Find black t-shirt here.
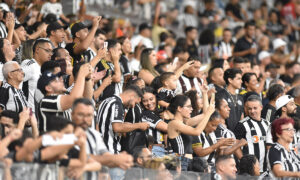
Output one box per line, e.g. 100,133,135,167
96,59,120,101
261,103,277,123
141,110,164,144
156,88,176,104
216,89,244,131
187,42,198,57
233,36,256,63
225,3,242,20
65,42,85,65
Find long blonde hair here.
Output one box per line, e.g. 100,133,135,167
140,48,159,77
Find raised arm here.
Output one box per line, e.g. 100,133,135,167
60,63,91,110
73,16,101,54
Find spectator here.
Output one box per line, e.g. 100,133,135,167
117,36,132,91
96,85,149,154
39,0,70,23
138,48,159,85
37,63,92,133
0,62,27,113
275,95,297,119
232,57,251,74
95,39,122,100
71,98,134,179
185,26,198,57
208,66,225,93
132,146,152,168
21,38,52,114
216,68,243,131
268,118,300,179
233,20,257,63
131,23,153,50
65,16,101,64
258,51,271,73
167,94,215,171
261,84,284,122
175,56,203,95
213,155,237,180
234,95,270,173
271,38,290,74
192,111,235,165
198,29,215,64
280,61,300,85
185,89,204,117
211,58,230,71
217,28,234,60
85,29,106,63
225,0,248,22
46,22,66,48
0,38,15,86
141,87,168,157
239,154,260,177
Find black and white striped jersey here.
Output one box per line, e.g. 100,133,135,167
0,82,28,113
0,21,7,38
192,132,218,164
96,95,125,154
215,124,236,139
38,95,72,133
267,142,300,179
234,116,270,172
169,133,193,155
175,74,203,95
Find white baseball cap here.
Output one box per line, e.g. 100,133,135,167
273,38,286,50
258,51,271,61
275,95,294,110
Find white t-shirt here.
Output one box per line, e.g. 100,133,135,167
40,2,63,19
131,34,153,50
21,59,41,112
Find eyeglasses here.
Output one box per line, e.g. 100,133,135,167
39,47,53,54
282,128,296,133
10,68,23,73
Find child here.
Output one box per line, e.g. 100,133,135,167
157,72,177,108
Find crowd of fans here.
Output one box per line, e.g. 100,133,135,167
2,0,300,179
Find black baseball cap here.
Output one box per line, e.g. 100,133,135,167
37,71,63,95
46,22,66,36
70,21,86,38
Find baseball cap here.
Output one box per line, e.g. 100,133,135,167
37,71,63,94
139,23,151,32
275,95,294,110
70,21,86,38
273,38,286,50
46,22,66,36
258,51,270,61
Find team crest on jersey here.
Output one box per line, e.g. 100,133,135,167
237,100,242,106
227,98,231,103
252,135,259,143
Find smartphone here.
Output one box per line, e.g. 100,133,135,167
103,42,108,49
108,69,112,76
172,57,179,66
42,134,78,146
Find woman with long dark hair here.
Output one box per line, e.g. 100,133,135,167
167,94,215,171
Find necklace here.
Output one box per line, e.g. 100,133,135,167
225,87,237,107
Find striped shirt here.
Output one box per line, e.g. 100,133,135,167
21,59,41,112
82,128,109,180
267,142,300,180
0,21,7,38
38,95,72,133
234,116,270,172
169,133,193,155
96,95,125,154
192,132,218,164
175,74,203,95
84,48,96,63
215,124,236,139
0,82,28,113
